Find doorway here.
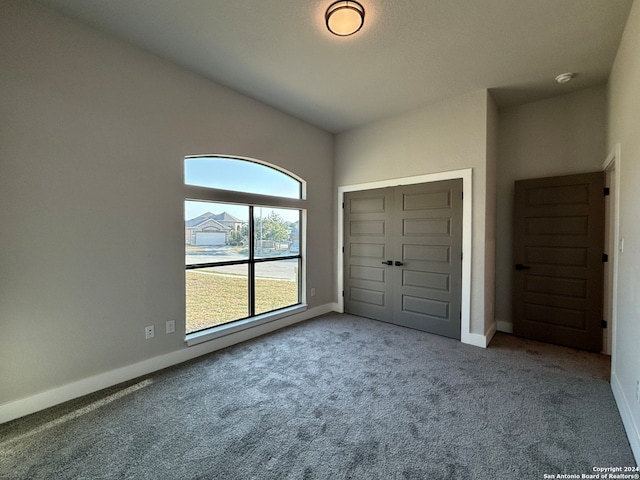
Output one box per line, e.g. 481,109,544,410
343,179,463,339
512,171,606,352
337,169,474,345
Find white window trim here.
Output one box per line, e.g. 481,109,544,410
185,304,308,346
184,156,307,345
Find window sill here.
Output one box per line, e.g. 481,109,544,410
184,304,308,347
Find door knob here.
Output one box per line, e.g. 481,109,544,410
515,264,531,270
394,261,404,266
381,260,393,265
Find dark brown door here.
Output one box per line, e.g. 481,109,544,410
512,172,605,351
344,179,463,339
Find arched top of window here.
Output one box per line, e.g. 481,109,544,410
185,155,304,200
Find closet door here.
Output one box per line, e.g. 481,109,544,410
343,187,395,322
344,179,463,339
392,180,463,339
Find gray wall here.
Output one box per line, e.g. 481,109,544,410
335,90,495,337
0,1,334,405
485,93,499,334
495,87,607,333
607,0,640,460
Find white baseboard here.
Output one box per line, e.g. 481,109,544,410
463,322,496,348
611,372,640,464
0,303,336,424
496,320,513,333
485,322,497,346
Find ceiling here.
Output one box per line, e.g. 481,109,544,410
36,0,634,133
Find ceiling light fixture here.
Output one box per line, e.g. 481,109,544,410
555,72,574,84
326,1,365,36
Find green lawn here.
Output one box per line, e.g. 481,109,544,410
186,270,298,333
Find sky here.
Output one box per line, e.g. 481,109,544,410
184,157,302,222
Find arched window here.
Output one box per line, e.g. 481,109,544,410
184,156,306,340
184,156,303,199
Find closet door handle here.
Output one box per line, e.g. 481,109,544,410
381,260,393,265
394,261,404,266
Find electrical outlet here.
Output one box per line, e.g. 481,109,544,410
166,320,175,334
310,287,316,297
145,325,155,340
636,379,640,403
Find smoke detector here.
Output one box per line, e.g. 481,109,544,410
555,73,574,84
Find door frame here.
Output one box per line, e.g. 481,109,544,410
602,143,621,359
337,168,473,345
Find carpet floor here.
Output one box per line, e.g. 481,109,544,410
0,313,635,479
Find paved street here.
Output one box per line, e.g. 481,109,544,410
186,246,298,281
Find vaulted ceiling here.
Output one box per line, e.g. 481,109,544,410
37,0,634,133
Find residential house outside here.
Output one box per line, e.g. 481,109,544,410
185,212,244,246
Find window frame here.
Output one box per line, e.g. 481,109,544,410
183,155,307,346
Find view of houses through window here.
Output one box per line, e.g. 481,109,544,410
184,157,304,335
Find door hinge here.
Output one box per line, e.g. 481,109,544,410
602,253,609,262
604,187,610,196
342,290,344,297
342,202,345,209
342,246,345,253
461,191,464,200
601,320,608,329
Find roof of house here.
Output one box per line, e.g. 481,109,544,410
211,212,244,223
185,211,244,228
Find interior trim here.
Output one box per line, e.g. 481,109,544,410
496,319,514,333
0,303,335,424
602,143,621,360
611,372,640,463
336,168,477,346
186,304,308,346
